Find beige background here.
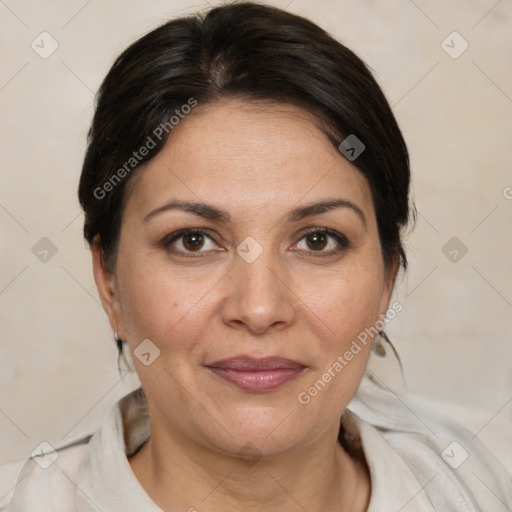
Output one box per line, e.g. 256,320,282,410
1,0,511,468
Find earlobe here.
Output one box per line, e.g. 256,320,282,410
379,256,400,317
387,256,400,295
91,236,124,336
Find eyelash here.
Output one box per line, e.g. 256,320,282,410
161,227,351,258
293,228,351,257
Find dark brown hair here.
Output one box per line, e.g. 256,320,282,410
79,1,414,274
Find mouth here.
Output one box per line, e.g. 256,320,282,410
205,356,307,392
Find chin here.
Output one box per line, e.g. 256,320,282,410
198,407,311,460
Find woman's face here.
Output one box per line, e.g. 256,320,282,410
94,99,397,458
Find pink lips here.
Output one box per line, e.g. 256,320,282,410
206,356,306,392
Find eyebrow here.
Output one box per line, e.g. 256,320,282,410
143,200,231,223
285,198,366,228
143,198,367,228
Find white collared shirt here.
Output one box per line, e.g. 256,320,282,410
1,375,511,511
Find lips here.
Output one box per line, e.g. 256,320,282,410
205,356,306,392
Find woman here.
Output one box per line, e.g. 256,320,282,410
1,2,510,510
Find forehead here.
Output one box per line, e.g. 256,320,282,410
124,100,374,220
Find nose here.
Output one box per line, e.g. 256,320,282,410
221,247,297,335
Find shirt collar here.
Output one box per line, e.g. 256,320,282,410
75,390,158,511
75,382,436,511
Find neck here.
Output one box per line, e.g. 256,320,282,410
129,419,371,512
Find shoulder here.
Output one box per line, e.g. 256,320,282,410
349,376,512,510
0,389,145,511
0,435,91,511
0,460,25,509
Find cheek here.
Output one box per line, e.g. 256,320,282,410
298,260,385,346
116,251,214,344
293,267,382,416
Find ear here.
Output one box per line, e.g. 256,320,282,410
378,254,400,319
91,236,127,340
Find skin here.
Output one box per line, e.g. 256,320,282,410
92,99,398,512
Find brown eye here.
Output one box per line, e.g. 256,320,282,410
305,232,328,250
293,228,350,256
163,228,219,255
182,232,205,251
